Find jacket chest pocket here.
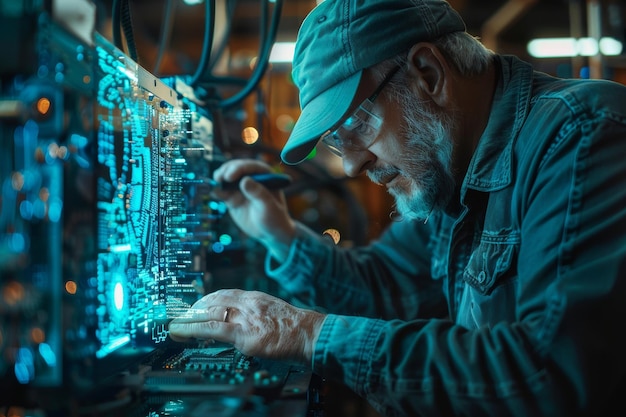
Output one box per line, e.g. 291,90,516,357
463,228,520,295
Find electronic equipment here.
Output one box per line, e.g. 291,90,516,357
0,1,315,415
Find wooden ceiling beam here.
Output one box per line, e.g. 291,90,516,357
481,0,539,51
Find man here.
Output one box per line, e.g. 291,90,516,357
169,0,626,415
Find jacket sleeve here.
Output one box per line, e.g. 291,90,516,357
265,219,448,320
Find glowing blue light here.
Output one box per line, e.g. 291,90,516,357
13,124,24,146
48,198,63,222
174,158,186,164
208,201,227,213
95,335,131,358
14,363,30,384
70,133,88,147
32,199,46,219
109,243,131,253
164,400,186,413
24,120,39,147
19,200,33,220
22,170,41,191
39,343,57,366
15,348,35,384
9,233,26,252
45,147,57,165
114,282,125,311
18,347,34,363
70,134,91,168
211,242,225,253
219,234,232,245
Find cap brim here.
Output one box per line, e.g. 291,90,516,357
281,71,363,165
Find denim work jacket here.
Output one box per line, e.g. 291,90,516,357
266,55,626,416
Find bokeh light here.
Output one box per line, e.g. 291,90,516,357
322,228,341,245
241,126,259,145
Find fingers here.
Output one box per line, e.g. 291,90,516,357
238,175,278,203
167,289,265,345
212,160,284,207
168,318,238,344
213,159,272,184
169,292,243,343
172,290,243,323
169,306,220,323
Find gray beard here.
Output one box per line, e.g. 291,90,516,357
396,110,455,221
368,97,456,222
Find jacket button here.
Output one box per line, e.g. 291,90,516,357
477,271,486,283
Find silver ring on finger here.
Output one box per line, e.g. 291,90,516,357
222,307,232,323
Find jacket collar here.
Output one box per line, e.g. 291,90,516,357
462,55,534,194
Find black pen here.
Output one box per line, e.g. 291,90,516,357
206,173,292,191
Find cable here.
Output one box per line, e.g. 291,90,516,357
153,0,177,75
120,0,138,63
208,0,239,72
111,0,138,63
218,0,283,110
189,0,216,88
111,0,122,51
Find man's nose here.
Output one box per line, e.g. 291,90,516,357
341,148,376,178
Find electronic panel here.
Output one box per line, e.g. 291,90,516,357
92,31,215,355
0,4,217,396
0,2,312,415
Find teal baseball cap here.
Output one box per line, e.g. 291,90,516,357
281,0,466,165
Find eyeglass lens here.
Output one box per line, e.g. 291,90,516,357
321,99,383,157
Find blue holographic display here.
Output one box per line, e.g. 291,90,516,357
92,33,218,352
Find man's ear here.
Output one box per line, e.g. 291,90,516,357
405,42,451,106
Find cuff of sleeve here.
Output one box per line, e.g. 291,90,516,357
312,314,385,396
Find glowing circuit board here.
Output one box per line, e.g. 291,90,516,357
93,33,220,355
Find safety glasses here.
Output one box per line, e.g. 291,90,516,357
321,66,401,157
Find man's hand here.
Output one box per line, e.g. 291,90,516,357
212,159,296,262
168,289,326,364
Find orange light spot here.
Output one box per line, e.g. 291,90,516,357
36,97,51,115
322,228,341,245
31,327,46,344
65,281,78,295
3,281,25,305
241,127,259,145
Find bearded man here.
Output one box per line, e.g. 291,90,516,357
169,1,626,415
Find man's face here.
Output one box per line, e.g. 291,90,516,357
362,82,457,222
